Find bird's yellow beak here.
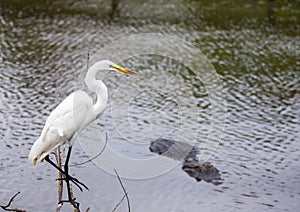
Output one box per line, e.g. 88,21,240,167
111,64,138,76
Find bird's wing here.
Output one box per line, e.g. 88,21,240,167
40,90,93,141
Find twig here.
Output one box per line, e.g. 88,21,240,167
70,132,108,167
112,194,127,212
86,50,89,75
55,147,63,212
0,192,27,212
113,169,130,212
82,50,90,91
53,145,78,212
73,200,79,212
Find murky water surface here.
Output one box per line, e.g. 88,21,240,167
1,1,299,211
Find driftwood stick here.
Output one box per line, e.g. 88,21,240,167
0,192,27,212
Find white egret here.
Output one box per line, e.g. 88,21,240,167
28,60,137,208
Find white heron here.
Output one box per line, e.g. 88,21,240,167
28,60,137,208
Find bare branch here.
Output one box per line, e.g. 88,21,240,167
73,202,79,212
86,50,90,75
112,194,127,212
82,49,90,91
0,192,26,212
114,169,130,212
55,147,63,212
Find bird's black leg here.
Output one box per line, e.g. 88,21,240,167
61,146,80,209
44,155,87,191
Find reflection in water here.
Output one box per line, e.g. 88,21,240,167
150,138,222,185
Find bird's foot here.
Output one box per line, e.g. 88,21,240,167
58,198,80,210
56,175,89,192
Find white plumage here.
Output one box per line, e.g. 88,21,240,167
29,60,136,166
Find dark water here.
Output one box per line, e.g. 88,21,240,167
1,1,299,211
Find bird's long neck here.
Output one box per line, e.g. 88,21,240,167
93,80,108,117
85,66,108,117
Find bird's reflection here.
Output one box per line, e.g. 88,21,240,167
150,138,223,185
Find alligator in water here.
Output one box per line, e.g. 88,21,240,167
149,138,223,185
